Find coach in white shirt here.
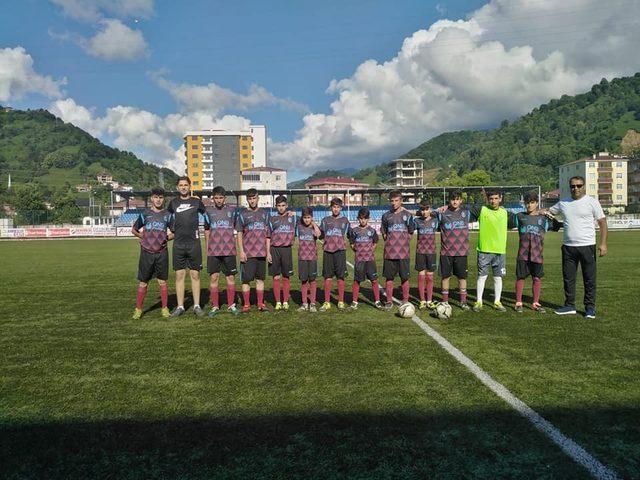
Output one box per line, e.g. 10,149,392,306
548,176,608,318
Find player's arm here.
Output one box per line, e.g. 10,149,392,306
266,214,272,263
347,225,356,252
380,214,388,241
310,220,321,238
507,211,517,229
197,198,206,214
597,217,608,257
131,214,144,238
373,229,379,246
166,213,175,241
235,214,247,262
468,205,482,222
318,218,326,240
407,214,416,234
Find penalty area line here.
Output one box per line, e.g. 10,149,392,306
345,261,620,480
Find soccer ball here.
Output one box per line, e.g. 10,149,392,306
398,302,415,318
435,302,453,320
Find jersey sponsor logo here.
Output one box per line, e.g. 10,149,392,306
145,220,167,231
175,204,194,213
444,220,466,230
325,227,344,236
525,224,542,235
273,224,294,233
211,219,232,229
386,223,408,232
247,221,267,231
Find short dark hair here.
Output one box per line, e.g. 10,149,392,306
524,191,539,203
419,198,430,209
301,206,313,217
389,190,402,200
330,197,343,207
357,207,370,219
246,188,258,198
150,187,165,196
448,189,463,201
176,176,191,185
212,186,226,196
485,188,502,198
569,176,585,184
275,195,288,204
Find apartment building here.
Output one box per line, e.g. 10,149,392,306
305,177,370,206
239,167,287,207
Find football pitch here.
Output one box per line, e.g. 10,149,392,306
1,231,639,479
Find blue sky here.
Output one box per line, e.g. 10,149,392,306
1,0,639,180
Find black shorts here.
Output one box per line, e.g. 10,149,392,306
138,249,169,282
207,255,237,276
439,255,468,279
269,245,294,277
354,260,378,283
415,252,437,272
172,241,202,271
516,259,544,279
298,259,318,282
322,250,347,279
383,258,410,282
241,257,266,283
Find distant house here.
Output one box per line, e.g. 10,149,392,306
305,177,369,206
76,184,91,192
96,172,113,185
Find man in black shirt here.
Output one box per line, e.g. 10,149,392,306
167,176,207,317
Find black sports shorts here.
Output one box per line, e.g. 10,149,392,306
138,248,169,282
415,252,437,272
322,250,347,279
354,260,378,283
269,245,294,277
516,259,544,279
383,258,410,282
298,259,318,282
439,255,467,279
207,255,237,276
241,257,266,283
172,241,202,271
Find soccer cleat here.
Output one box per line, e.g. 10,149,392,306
460,303,471,311
275,302,282,311
208,306,220,318
132,308,142,320
170,306,185,318
384,302,394,311
555,305,577,315
193,305,205,317
319,302,331,312
241,304,251,314
160,307,170,318
283,302,290,311
309,303,318,313
337,301,346,310
585,307,596,319
427,301,437,310
298,303,309,312
350,301,358,310
532,303,546,314
418,300,427,310
493,301,507,312
374,300,384,310
472,301,483,313
228,304,240,316
258,303,270,312
514,304,524,313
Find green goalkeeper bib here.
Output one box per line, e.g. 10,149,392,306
477,206,508,254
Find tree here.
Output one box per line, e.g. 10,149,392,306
51,192,82,224
12,183,47,225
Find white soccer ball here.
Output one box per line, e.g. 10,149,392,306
435,302,453,320
398,302,415,318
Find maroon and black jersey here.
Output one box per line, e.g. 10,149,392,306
297,223,318,260
319,215,350,252
269,213,296,247
348,225,378,262
168,197,206,244
415,215,439,254
515,212,560,264
380,209,415,260
203,205,237,256
236,207,271,258
437,207,471,257
133,208,171,253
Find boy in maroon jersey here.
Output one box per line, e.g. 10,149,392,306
203,186,239,317
297,207,321,312
414,198,439,310
236,188,271,313
131,187,173,319
380,190,415,310
319,198,350,311
348,207,383,310
269,195,296,311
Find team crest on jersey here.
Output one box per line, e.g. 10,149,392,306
288,217,293,223
227,212,232,218
367,230,373,236
403,215,408,222
538,218,543,225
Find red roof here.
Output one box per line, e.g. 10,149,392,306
305,177,369,188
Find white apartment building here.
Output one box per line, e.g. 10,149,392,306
388,159,424,188
240,167,287,207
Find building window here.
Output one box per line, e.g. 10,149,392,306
192,153,198,158
275,175,281,181
193,181,199,186
617,173,623,178
589,173,595,179
616,162,623,167
242,154,248,159
589,184,595,190
192,162,198,167
191,136,198,140
617,184,623,189
192,172,199,177
589,162,596,167
192,144,198,149
242,145,248,150
617,195,623,200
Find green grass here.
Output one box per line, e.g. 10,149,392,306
0,232,639,479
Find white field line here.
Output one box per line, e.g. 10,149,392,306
345,261,620,480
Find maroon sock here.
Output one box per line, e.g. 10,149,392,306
301,282,308,304
135,286,147,309
243,290,250,307
532,277,542,305
352,281,359,302
372,279,380,302
324,278,332,303
426,274,434,302
418,274,426,301
442,290,449,302
283,277,291,302
226,284,235,307
257,289,264,307
210,287,219,308
460,289,467,305
401,280,410,303
337,279,345,303
515,279,525,304
160,283,168,308
310,280,317,304
273,277,281,303
386,280,394,303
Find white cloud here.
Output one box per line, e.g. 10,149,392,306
82,19,149,61
0,47,66,102
50,0,154,22
271,0,640,173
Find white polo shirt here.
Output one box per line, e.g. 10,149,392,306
549,195,605,247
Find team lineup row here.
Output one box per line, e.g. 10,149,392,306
132,176,561,320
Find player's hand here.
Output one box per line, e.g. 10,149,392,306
167,232,174,240
598,244,607,257
287,211,295,217
240,251,247,263
267,252,273,264
438,206,446,213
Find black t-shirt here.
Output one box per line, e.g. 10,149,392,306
168,196,206,244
